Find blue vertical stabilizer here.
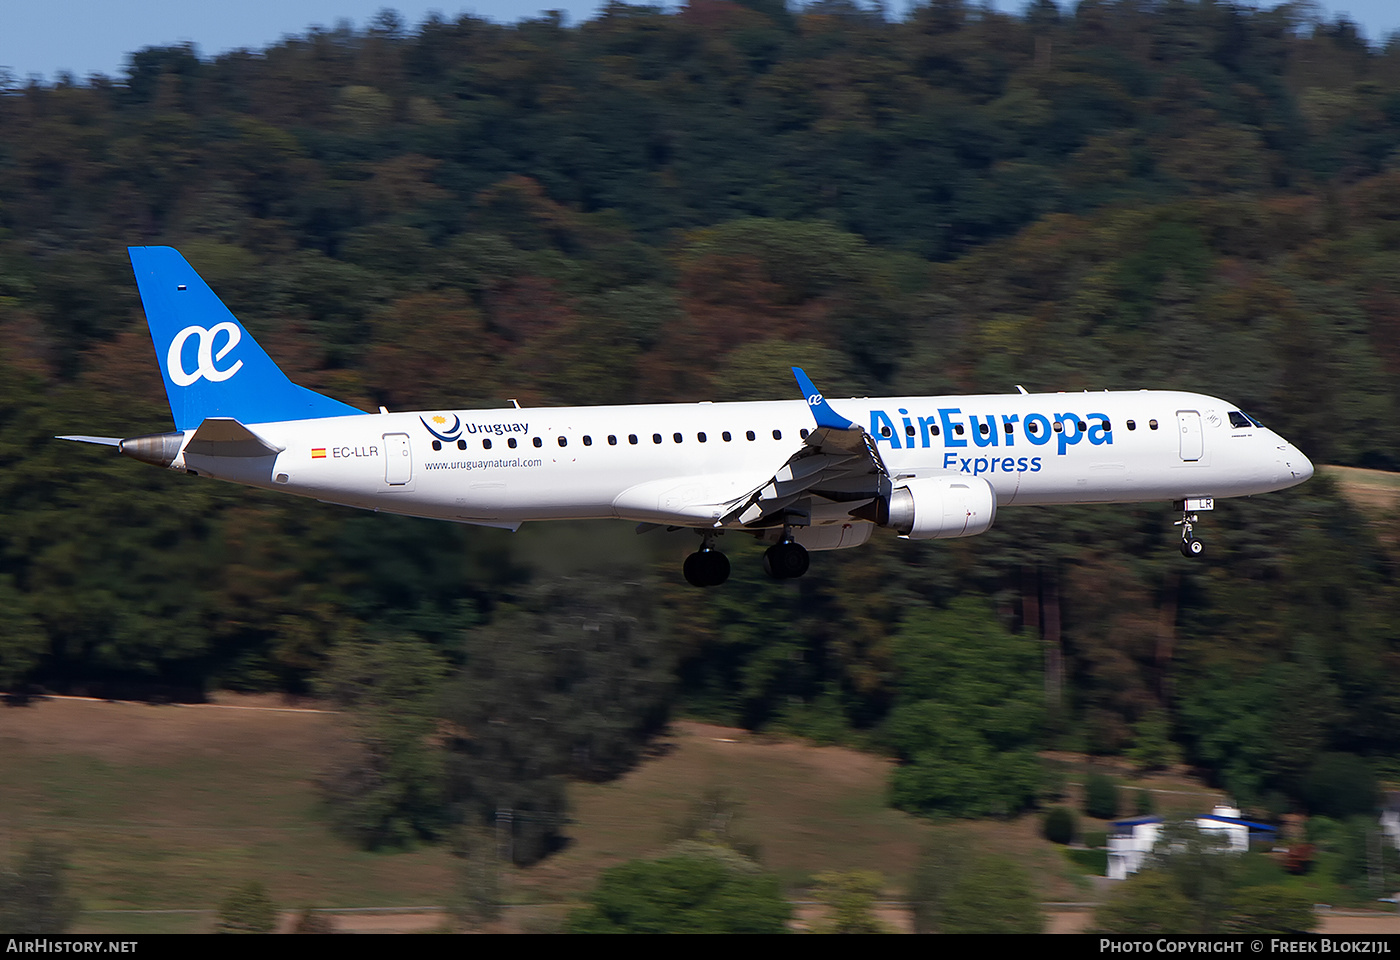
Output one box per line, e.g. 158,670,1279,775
129,246,365,431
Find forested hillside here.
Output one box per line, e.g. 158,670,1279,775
2,0,1400,848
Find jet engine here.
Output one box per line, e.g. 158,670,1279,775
856,475,997,539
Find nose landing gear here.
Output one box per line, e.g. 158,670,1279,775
1174,498,1212,559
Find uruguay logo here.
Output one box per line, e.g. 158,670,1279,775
420,414,462,442
167,323,244,386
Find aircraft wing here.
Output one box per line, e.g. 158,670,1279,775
718,368,890,528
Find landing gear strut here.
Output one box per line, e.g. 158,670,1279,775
683,531,730,587
762,525,809,580
1174,501,1207,558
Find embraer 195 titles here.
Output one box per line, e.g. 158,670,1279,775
62,247,1315,587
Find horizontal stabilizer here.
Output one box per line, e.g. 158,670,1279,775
56,435,122,447
185,418,285,459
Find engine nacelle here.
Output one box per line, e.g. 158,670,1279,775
884,475,997,540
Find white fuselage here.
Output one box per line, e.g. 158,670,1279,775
171,389,1313,533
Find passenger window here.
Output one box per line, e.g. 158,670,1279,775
629,434,638,445
801,428,809,439
1028,422,1040,435
979,423,989,435
698,432,707,442
931,425,940,436
583,436,592,446
533,437,542,448
880,426,892,438
773,429,782,440
1003,422,1013,434
1103,420,1111,432
954,425,964,435
1053,421,1063,433
483,439,492,450
673,432,683,443
746,431,756,441
508,438,517,448
432,440,442,451
653,433,663,444
1149,420,1159,430
905,425,916,437
723,431,732,442
1076,421,1086,431
458,439,467,450
1126,420,1136,431
557,436,567,447
608,435,617,446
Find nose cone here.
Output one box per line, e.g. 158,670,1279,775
1284,444,1314,485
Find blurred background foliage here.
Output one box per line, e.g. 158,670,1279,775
3,0,1400,857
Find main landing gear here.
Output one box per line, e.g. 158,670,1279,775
761,525,809,581
681,528,811,586
762,540,809,580
684,532,731,587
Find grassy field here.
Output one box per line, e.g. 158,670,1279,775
7,694,1344,934
0,696,456,931
1323,465,1400,516
0,695,1129,932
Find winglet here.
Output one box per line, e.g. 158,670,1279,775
792,367,855,431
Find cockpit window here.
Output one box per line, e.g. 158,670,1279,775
1228,411,1252,429
1245,412,1265,428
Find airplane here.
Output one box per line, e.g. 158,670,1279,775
60,246,1315,587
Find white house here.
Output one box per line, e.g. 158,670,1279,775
1382,792,1400,850
1106,805,1276,880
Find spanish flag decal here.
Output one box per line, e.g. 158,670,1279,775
311,448,326,459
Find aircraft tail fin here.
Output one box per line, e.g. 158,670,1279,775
128,246,365,432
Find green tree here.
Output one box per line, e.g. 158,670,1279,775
1095,821,1318,934
216,880,277,934
1092,869,1198,935
1084,772,1121,820
810,870,891,934
449,826,502,928
0,841,80,934
291,909,337,934
1223,886,1318,935
911,832,1044,934
1302,753,1378,819
443,575,674,865
884,599,1043,818
567,856,791,934
317,635,451,849
1044,806,1078,845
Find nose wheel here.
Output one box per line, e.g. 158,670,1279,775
1181,534,1204,558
